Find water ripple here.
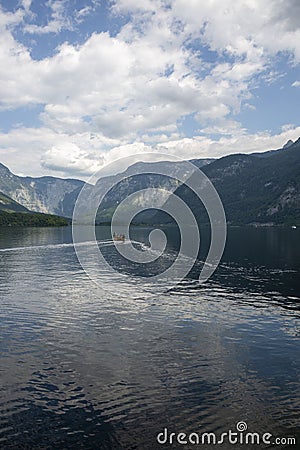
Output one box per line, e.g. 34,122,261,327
0,227,299,448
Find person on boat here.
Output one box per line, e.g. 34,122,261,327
113,232,125,241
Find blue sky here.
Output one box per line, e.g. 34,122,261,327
0,0,299,179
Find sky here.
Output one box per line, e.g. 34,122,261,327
0,0,299,180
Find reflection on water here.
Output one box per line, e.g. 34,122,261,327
0,226,299,449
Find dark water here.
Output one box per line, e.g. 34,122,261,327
0,226,299,449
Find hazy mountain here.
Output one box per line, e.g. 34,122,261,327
92,141,300,227
100,138,299,227
0,191,69,227
0,191,31,213
164,137,300,226
1,139,299,226
93,159,214,223
0,163,84,218
283,139,294,149
250,138,296,158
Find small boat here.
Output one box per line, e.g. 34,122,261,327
113,232,125,242
292,225,297,229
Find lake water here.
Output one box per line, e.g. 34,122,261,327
0,226,299,449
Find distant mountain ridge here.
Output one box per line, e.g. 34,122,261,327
250,137,298,158
93,158,214,222
0,139,299,226
93,140,300,226
165,137,300,226
0,191,30,213
0,191,69,226
0,163,84,217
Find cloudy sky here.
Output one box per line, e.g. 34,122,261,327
0,0,299,179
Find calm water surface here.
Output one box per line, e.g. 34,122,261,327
0,226,299,449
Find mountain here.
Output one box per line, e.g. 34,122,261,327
0,163,84,218
0,159,213,222
164,137,300,226
0,191,69,227
88,142,300,227
283,139,294,149
1,139,299,226
250,138,296,158
91,159,214,223
89,138,299,227
0,191,30,213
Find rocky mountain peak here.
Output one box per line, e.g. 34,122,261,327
282,139,296,148
283,139,294,149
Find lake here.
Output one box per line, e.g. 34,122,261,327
0,226,299,449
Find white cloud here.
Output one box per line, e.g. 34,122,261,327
41,143,104,175
0,5,24,28
158,126,300,159
292,80,300,87
23,0,73,34
171,0,300,62
281,123,295,132
0,0,299,177
75,6,93,20
0,126,120,178
0,124,299,180
21,0,33,14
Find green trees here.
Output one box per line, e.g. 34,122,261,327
0,211,69,227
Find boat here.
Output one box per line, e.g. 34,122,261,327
292,225,297,229
113,232,125,242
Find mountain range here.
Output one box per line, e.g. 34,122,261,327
199,137,300,225
0,191,68,227
0,162,84,217
0,138,299,226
